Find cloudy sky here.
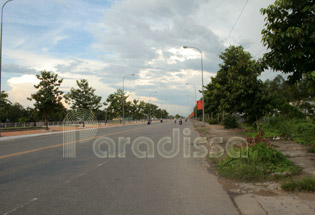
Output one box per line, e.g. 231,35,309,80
2,0,276,116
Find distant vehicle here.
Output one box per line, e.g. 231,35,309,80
179,117,183,125
160,119,163,123
174,118,176,123
185,118,188,122
147,118,152,125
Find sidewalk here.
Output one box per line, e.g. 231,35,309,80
192,121,315,215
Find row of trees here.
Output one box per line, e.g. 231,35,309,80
203,45,314,128
1,72,169,129
201,0,315,127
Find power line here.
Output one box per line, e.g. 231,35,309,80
217,0,249,56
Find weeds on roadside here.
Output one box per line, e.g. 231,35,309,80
308,144,315,153
240,118,315,146
281,177,315,192
216,132,300,182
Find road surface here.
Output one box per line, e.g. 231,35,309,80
0,121,239,215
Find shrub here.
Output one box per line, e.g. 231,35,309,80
223,115,238,129
216,142,300,181
208,118,218,124
308,145,315,153
278,103,305,119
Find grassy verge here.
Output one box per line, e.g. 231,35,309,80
215,142,301,182
240,119,315,146
281,177,315,192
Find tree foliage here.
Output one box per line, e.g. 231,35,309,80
0,91,11,122
105,89,168,120
205,45,270,125
28,71,64,129
65,79,102,111
261,0,315,82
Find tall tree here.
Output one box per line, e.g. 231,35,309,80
105,89,127,119
28,71,64,130
0,91,12,122
205,46,270,127
65,79,102,111
261,0,315,82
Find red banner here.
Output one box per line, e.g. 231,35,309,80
188,112,194,118
197,100,203,110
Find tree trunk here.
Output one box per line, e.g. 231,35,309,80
82,111,85,127
256,116,260,131
44,113,48,130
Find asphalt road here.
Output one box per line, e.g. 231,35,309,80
0,121,239,215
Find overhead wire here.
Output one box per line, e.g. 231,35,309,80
217,0,249,56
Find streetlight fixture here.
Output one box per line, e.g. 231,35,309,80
186,82,197,120
122,73,135,124
183,46,205,126
0,0,13,137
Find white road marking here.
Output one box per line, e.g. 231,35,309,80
3,198,38,215
78,172,86,177
97,161,108,167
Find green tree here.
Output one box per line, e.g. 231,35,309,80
6,102,26,122
28,71,64,130
65,79,102,111
106,89,127,119
261,0,315,82
264,75,307,119
205,46,270,128
0,91,11,122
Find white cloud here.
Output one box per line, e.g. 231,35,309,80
7,75,39,107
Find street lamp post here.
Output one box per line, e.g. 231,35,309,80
0,0,13,137
122,73,135,124
183,46,205,126
186,83,197,120
186,94,195,119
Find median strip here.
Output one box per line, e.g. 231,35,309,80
0,122,165,160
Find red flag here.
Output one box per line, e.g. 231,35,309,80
197,100,203,110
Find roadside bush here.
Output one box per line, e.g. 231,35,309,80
290,120,315,145
277,103,305,119
208,118,218,124
216,142,300,181
281,177,315,192
223,115,238,129
308,145,315,153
